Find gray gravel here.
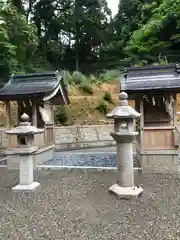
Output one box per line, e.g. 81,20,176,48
0,169,180,240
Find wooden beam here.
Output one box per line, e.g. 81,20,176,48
5,101,11,129
139,98,144,149
17,101,22,124
32,100,37,127
173,94,177,126
44,101,54,124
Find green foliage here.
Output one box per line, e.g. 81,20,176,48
1,0,180,78
60,70,73,86
89,74,97,84
33,0,110,72
55,106,68,125
72,71,87,85
103,91,113,103
125,0,180,63
96,101,108,115
79,82,93,94
99,70,120,82
0,1,38,78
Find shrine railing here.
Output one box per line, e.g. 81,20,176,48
142,126,176,150
44,124,54,145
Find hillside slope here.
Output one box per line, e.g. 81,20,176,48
63,80,180,125
60,80,122,125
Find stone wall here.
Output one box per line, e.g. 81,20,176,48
2,124,179,173
0,125,116,154
0,124,139,154
54,125,116,151
141,152,179,174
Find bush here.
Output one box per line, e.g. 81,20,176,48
72,71,87,84
89,74,96,84
96,101,108,115
65,71,73,85
99,69,120,82
60,70,73,86
103,91,113,103
79,82,93,94
55,106,68,124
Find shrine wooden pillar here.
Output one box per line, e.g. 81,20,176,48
172,93,177,126
139,98,144,148
5,100,11,129
17,100,22,125
44,101,54,124
32,100,37,127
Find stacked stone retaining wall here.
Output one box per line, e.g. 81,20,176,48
54,125,116,151
0,125,137,153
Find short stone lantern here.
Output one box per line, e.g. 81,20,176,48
107,92,143,199
6,113,44,192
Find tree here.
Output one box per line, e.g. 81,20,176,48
32,0,111,72
125,0,180,64
0,1,38,81
1,0,180,75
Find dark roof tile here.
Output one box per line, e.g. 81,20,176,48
121,64,180,93
0,72,69,103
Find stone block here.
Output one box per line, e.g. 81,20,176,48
97,131,113,141
147,155,173,166
141,154,180,174
55,127,78,144
141,155,147,165
12,182,40,193
77,127,98,142
55,134,76,144
109,184,143,200
173,155,179,165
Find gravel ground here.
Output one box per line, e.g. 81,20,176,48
0,169,179,240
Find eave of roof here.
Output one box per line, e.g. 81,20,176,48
0,72,69,103
125,63,177,72
121,64,180,93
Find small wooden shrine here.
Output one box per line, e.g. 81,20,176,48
121,63,180,173
0,71,69,169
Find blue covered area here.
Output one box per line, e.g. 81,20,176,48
43,152,117,167
0,152,138,168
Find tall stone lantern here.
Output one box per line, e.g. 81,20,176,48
6,113,43,192
107,92,143,199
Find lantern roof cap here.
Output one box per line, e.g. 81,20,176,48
6,113,44,135
107,92,141,119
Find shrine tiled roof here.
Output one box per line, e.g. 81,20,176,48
121,63,180,93
0,71,69,104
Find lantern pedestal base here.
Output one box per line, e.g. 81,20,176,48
12,182,40,193
109,184,143,200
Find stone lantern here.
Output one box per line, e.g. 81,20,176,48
6,113,43,192
107,92,143,199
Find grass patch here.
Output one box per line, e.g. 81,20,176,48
55,106,68,125
103,91,113,103
96,100,108,115
79,82,93,94
72,71,87,84
98,69,120,82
